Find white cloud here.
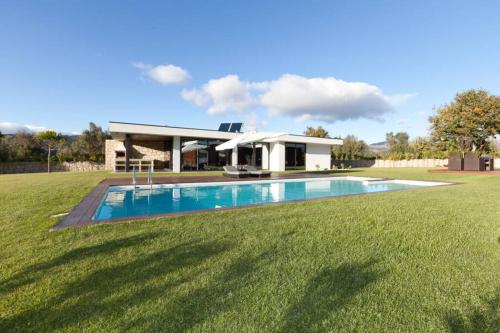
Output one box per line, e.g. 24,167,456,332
133,62,190,85
0,122,49,134
181,75,257,115
182,73,415,123
261,74,407,123
243,113,269,131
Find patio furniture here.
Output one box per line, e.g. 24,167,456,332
464,152,486,171
484,157,494,171
448,153,464,171
245,165,272,178
223,165,250,178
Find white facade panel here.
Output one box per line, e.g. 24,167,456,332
172,136,181,173
306,144,331,171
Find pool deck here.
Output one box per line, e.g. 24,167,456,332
51,172,343,230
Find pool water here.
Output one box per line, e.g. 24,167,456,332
93,177,443,220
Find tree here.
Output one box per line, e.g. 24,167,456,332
410,137,447,159
0,131,7,162
34,130,63,173
304,126,330,138
332,135,369,160
430,89,500,157
10,132,37,161
72,122,108,162
386,132,410,154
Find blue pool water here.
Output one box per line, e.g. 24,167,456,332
93,177,431,220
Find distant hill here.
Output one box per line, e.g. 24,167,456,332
368,141,389,154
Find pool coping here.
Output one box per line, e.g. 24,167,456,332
51,173,455,230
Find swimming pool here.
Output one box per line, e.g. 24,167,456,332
93,176,448,220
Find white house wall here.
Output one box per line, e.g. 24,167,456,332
306,143,331,171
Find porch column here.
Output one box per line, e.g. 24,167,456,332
251,142,256,166
261,143,269,170
231,147,238,167
172,136,181,173
269,142,285,171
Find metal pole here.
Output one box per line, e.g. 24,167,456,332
132,166,136,186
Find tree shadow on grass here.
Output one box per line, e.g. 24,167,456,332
0,232,161,295
279,259,382,333
0,236,233,332
124,250,275,332
445,289,499,333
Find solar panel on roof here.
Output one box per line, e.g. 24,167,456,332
218,123,231,132
229,123,242,132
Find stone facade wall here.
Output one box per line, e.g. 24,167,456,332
105,139,171,171
131,140,171,169
332,159,449,168
105,139,117,171
0,161,104,174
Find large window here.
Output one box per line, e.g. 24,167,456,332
181,138,230,171
237,146,261,166
285,143,305,170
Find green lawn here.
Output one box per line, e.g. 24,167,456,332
0,169,498,332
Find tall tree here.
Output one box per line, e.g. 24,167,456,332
72,122,108,162
34,130,63,173
386,132,410,154
304,126,330,138
332,135,369,160
430,89,500,156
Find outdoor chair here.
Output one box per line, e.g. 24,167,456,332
245,165,272,178
223,165,250,178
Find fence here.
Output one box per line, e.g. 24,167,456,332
332,159,449,169
0,161,105,174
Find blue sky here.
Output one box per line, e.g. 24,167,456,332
1,0,499,143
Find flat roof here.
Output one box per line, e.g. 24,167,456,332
109,121,343,145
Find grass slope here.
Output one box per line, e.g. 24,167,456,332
0,169,498,332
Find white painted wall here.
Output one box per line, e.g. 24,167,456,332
261,143,269,170
172,136,181,173
306,144,331,171
269,142,285,171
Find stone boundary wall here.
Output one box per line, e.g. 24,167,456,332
0,161,105,174
332,159,449,168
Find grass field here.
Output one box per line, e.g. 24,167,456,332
0,169,498,332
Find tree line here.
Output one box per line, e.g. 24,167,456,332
304,89,500,160
1,89,499,166
0,123,109,165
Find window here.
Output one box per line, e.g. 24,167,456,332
285,143,305,170
181,138,230,171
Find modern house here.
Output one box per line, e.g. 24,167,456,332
105,121,343,172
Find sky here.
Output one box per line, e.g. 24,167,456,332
1,0,499,143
